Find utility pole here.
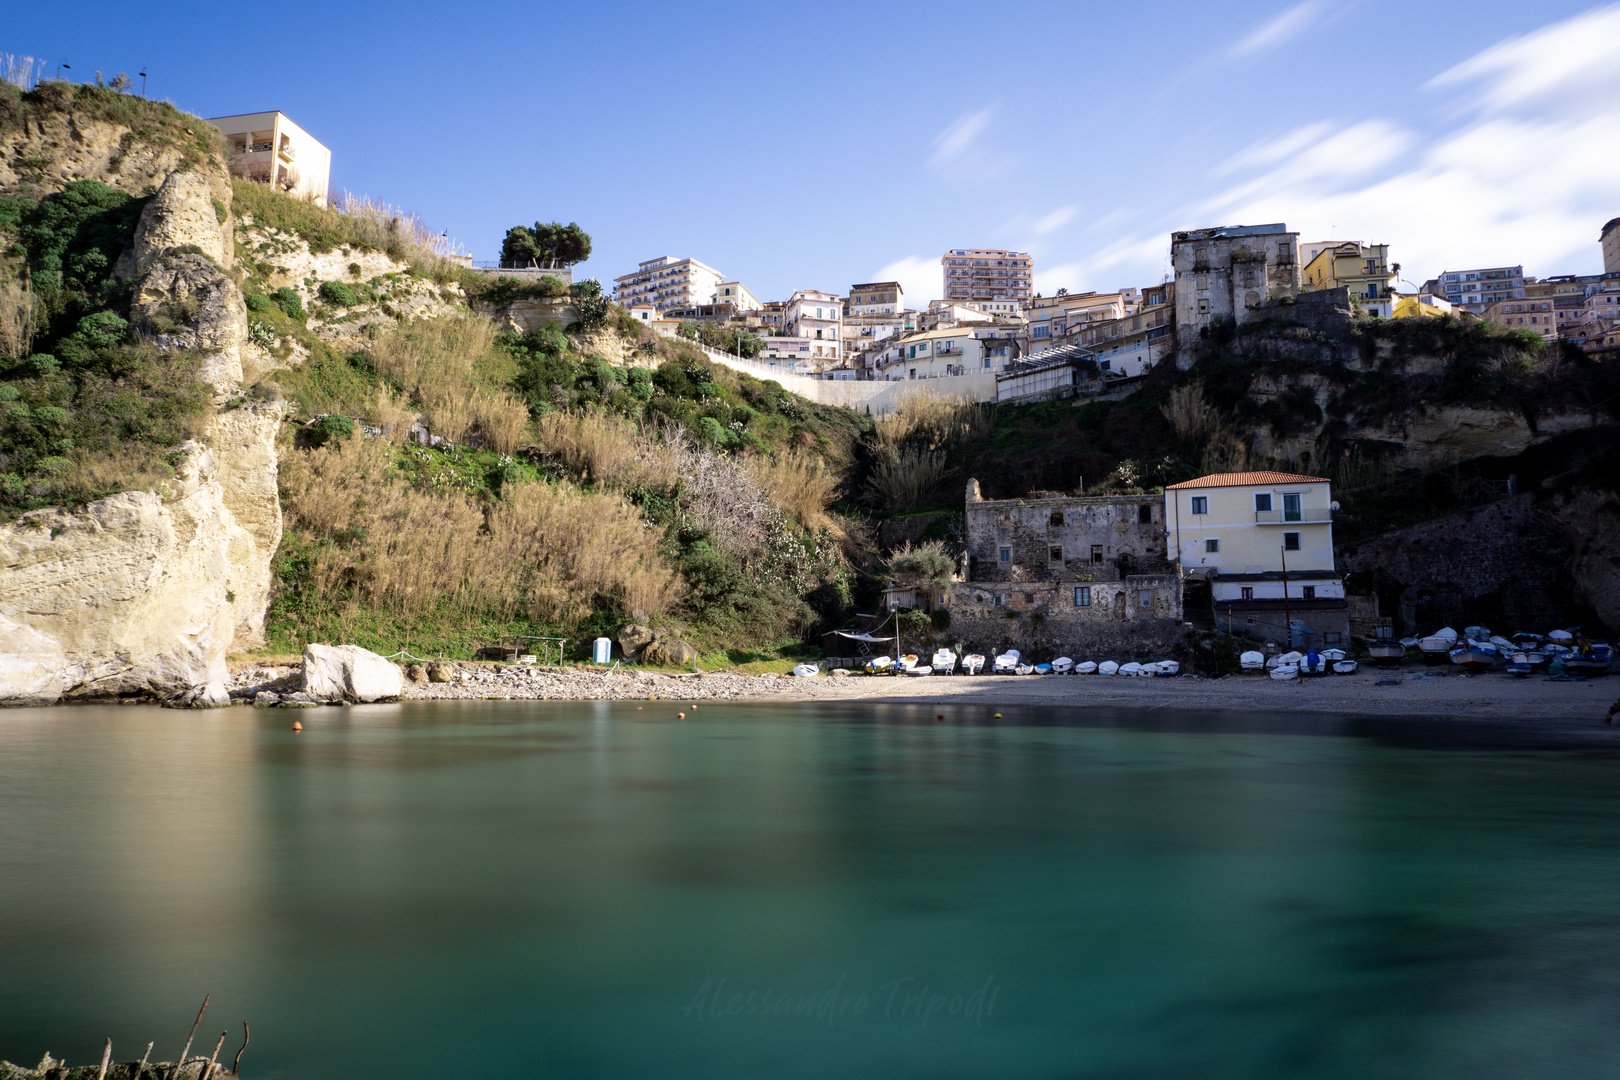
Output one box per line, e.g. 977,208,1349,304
1280,543,1292,648
139,69,147,98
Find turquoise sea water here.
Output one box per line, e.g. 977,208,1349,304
2,700,1620,1079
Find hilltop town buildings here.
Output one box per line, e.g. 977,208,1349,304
1301,241,1397,318
848,282,904,315
613,257,724,312
1437,264,1525,313
942,249,1034,305
207,111,330,206
1604,218,1620,275
1170,224,1302,346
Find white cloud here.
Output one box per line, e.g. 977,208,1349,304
1426,3,1620,113
1081,5,1620,288
872,255,940,306
1228,1,1327,58
927,106,994,171
1032,205,1078,236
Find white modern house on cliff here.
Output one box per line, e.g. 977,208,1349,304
206,111,331,206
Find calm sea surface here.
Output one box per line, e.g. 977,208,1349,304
2,700,1620,1079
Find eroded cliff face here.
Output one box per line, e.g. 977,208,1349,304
0,164,283,705
0,100,231,203
1542,488,1620,632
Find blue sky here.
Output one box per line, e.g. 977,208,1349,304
11,1,1618,303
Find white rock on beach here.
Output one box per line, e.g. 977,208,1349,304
303,644,403,703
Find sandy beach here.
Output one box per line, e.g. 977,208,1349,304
388,662,1620,726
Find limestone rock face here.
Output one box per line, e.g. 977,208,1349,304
0,617,66,706
302,644,404,703
0,411,283,704
133,170,231,273
643,638,699,668
0,105,232,203
131,251,247,399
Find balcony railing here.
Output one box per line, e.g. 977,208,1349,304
1255,507,1332,524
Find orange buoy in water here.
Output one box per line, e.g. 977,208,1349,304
678,711,686,720
292,720,303,732
637,706,643,710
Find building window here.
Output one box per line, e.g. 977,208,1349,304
1241,587,1254,600
1138,505,1152,524
1074,586,1090,607
1284,532,1301,551
1254,492,1272,513
1091,544,1103,564
994,593,1004,607
999,547,1011,563
1049,545,1063,562
1050,511,1064,526
1283,493,1302,522
1205,538,1219,553
1302,586,1316,600
1138,590,1152,608
1190,496,1209,515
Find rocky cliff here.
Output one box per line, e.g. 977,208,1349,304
0,154,282,705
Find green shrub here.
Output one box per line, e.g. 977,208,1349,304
929,608,951,631
319,281,361,307
273,287,304,319
245,293,272,313
308,413,356,447
75,311,129,347
696,415,727,445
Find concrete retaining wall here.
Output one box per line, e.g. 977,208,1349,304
699,345,997,414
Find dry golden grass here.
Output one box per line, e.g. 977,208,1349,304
1161,383,1222,443
279,434,679,625
369,316,498,410
0,278,39,359
748,451,840,535
535,410,649,487
332,192,462,280
370,386,417,444
470,391,532,455
871,390,989,455
864,446,947,512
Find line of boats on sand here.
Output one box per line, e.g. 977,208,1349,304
792,649,1181,678
1365,626,1612,677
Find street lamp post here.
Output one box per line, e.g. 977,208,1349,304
56,60,70,80
139,70,147,98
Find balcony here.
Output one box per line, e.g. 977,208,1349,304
1255,508,1332,524
278,144,296,162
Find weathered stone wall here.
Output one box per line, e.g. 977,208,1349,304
947,574,1183,659
963,484,1168,583
1338,494,1592,636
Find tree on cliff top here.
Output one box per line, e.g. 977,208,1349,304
886,541,955,591
501,221,591,269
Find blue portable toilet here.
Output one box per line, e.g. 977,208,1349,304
592,637,613,664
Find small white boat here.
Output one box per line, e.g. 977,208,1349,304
1098,660,1119,676
791,663,819,677
1300,653,1328,675
896,654,920,673
1015,663,1035,675
1418,636,1452,664
993,650,1021,674
1270,664,1299,681
1119,662,1144,677
963,653,985,675
1463,625,1491,643
1320,648,1347,663
1240,650,1266,671
1052,657,1074,674
1034,663,1053,675
1075,661,1097,675
865,655,893,674
1369,640,1405,665
1399,637,1420,648
1506,653,1534,678
1450,642,1498,671
1267,651,1303,670
1489,635,1514,651
1156,660,1180,675
932,649,957,674
906,665,932,677
1332,660,1357,674
1567,644,1613,677
1548,629,1575,645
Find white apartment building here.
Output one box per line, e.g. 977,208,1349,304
942,249,1034,304
881,328,993,380
715,281,761,311
1438,265,1524,313
207,111,331,206
613,256,724,313
784,289,843,362
1025,290,1137,355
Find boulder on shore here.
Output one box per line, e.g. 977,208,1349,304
303,644,403,702
425,661,457,683
618,624,656,659
643,638,699,668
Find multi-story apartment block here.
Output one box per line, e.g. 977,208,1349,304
613,257,724,313
1171,224,1301,346
784,290,843,362
207,111,331,206
1024,291,1138,355
848,281,904,316
1300,241,1397,317
1604,218,1620,276
1480,298,1558,339
1165,471,1347,646
941,249,1034,305
1065,284,1175,378
1523,272,1618,301
1437,265,1524,313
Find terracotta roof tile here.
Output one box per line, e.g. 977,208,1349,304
1165,471,1330,490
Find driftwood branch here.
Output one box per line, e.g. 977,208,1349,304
97,1038,112,1080
136,1040,154,1080
231,1023,249,1075
169,995,209,1080
200,1031,226,1080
